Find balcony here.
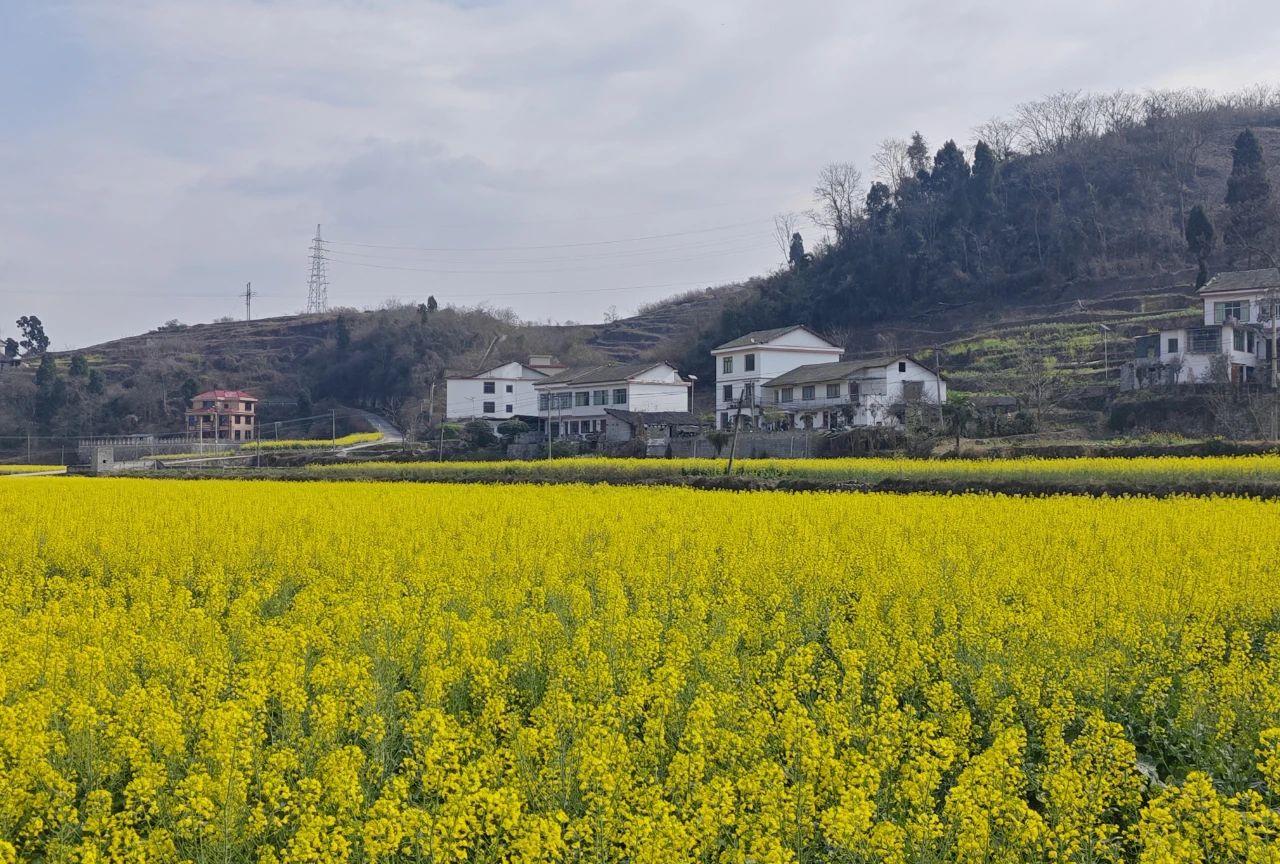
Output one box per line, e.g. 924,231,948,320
770,394,863,413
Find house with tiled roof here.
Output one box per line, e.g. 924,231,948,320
710,325,843,429
533,361,691,439
1126,268,1280,389
762,357,945,430
444,355,566,422
185,389,258,442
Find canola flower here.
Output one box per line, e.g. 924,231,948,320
0,464,65,475
0,478,1278,862
316,452,1280,489
251,432,384,451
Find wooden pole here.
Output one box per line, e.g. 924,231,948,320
724,393,746,475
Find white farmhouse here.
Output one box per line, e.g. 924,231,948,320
1127,269,1279,389
710,325,844,429
534,362,692,438
762,356,946,430
445,355,565,421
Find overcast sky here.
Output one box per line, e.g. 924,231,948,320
3,1,1280,350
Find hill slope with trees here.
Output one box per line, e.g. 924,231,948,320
8,85,1280,451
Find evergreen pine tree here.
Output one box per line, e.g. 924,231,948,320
788,232,808,269
1185,205,1216,288
906,132,930,176
1224,129,1272,264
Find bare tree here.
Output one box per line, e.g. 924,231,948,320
871,138,912,192
811,162,863,240
1014,90,1102,153
1012,344,1078,426
771,212,801,264
972,117,1019,161
1097,89,1144,136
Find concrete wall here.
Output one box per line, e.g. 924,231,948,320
446,374,542,420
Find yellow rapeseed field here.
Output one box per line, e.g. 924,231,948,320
1,478,1278,862
0,465,65,475
314,453,1280,488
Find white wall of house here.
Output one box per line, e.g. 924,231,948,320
1203,292,1262,326
763,358,946,430
535,364,690,436
1138,324,1261,386
712,328,843,426
446,361,547,420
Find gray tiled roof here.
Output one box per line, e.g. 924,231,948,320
603,409,700,427
1199,268,1280,295
713,325,831,351
764,358,900,387
536,362,670,386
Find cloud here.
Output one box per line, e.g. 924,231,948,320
2,0,1280,347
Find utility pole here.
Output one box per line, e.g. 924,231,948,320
331,409,336,450
1099,323,1112,387
724,393,746,475
934,347,944,424
243,282,255,321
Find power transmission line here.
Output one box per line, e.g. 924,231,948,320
323,218,773,253
243,282,254,321
322,230,773,265
306,225,329,314
320,240,766,275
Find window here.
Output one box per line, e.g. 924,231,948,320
743,382,754,403
1234,328,1245,352
483,401,496,413
613,388,627,404
245,402,254,412
849,382,860,400
826,383,840,398
569,421,579,434
723,384,733,401
903,381,924,402
720,412,729,429
802,385,815,401
505,384,513,393
1248,331,1256,352
722,356,733,374
483,381,496,394
898,361,907,372
744,353,756,372
592,389,608,405
1214,300,1248,323
781,387,793,402
575,391,590,407
1189,327,1219,353
538,394,549,411
505,404,513,413
1167,337,1179,354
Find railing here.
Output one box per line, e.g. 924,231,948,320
769,395,862,412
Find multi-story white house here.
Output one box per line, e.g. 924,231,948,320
710,325,844,429
446,355,565,421
534,362,691,438
762,357,946,429
1127,269,1280,389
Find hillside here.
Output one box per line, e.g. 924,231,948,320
9,86,1280,447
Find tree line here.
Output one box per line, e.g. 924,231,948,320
683,85,1280,379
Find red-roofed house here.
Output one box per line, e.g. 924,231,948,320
185,389,259,441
